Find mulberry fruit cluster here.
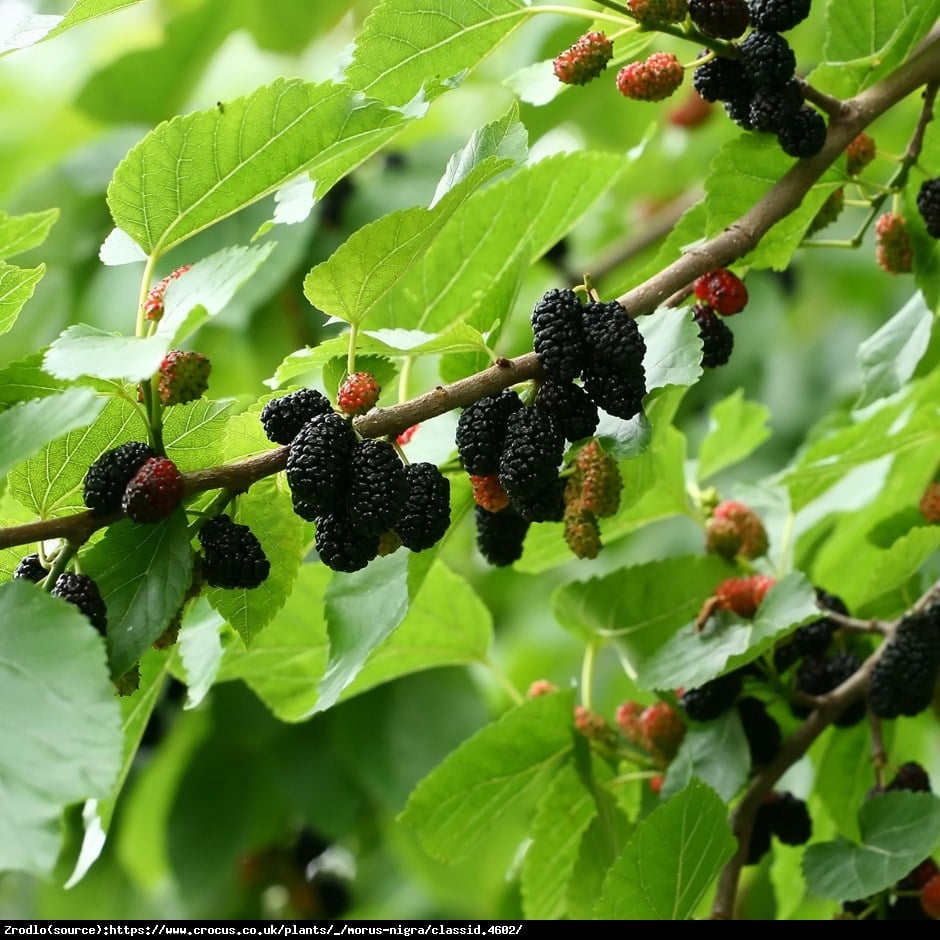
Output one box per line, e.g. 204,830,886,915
875,212,913,274
679,668,744,721
690,269,745,369
198,514,271,589
279,400,451,573
553,31,613,86
689,0,750,39
616,53,685,103
747,791,812,865
917,177,940,238
868,604,940,719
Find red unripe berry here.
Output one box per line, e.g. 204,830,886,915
713,574,776,618
639,701,685,763
875,212,913,274
920,482,940,524
617,52,684,102
846,132,876,176
337,372,381,415
143,264,192,322
649,774,664,795
616,700,644,744
553,31,614,86
693,268,748,316
921,873,940,919
396,423,420,446
526,679,558,698
121,457,184,523
469,473,510,512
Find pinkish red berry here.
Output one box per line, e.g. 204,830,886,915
921,874,940,919
158,349,211,406
143,265,191,322
470,473,510,513
616,701,644,744
846,132,876,176
920,482,940,524
617,52,685,102
639,701,686,763
396,424,420,446
553,31,614,86
714,574,775,618
693,268,748,315
526,679,558,698
337,372,381,416
875,212,913,274
705,500,768,559
121,457,184,524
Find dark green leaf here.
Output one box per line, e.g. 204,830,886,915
662,711,750,803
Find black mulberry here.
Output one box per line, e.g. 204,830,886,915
260,388,333,445
510,476,567,523
51,572,107,634
394,462,451,552
581,357,647,420
455,389,523,476
739,31,796,88
694,304,734,368
346,439,407,536
314,512,380,573
531,288,588,382
13,553,48,582
498,406,565,501
747,0,811,32
689,0,750,38
869,608,940,719
198,514,271,589
285,413,357,516
582,301,645,368
692,53,751,102
737,696,782,766
83,441,157,514
777,105,827,158
679,669,743,721
475,505,530,567
749,80,803,133
764,791,812,845
534,381,599,442
916,177,940,238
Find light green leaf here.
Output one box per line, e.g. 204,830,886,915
521,759,602,920
812,722,876,842
46,0,143,39
594,780,736,919
205,478,305,646
0,581,122,876
176,599,226,712
640,307,703,393
83,513,194,678
431,104,527,206
0,261,44,336
162,400,234,475
42,325,168,383
108,79,404,257
345,0,530,107
662,711,750,803
315,551,412,713
7,397,142,518
214,564,331,721
399,689,575,862
0,388,105,482
338,560,492,703
304,154,514,326
0,353,65,407
697,389,772,482
855,292,932,409
853,526,940,609
637,571,821,691
98,227,148,266
803,791,940,901
0,208,58,259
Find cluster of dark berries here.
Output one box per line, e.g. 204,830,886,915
262,387,451,573
747,791,812,865
83,441,184,524
690,268,746,369
868,602,940,719
198,514,271,590
458,288,643,566
917,178,940,238
691,2,826,159
15,557,108,635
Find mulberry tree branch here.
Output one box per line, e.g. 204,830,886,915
2,31,939,557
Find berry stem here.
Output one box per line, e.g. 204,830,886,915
135,254,159,339
40,540,78,592
580,639,599,711
482,657,525,706
529,3,631,26
346,321,359,376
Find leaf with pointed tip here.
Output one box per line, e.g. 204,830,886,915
0,581,122,876
0,208,58,259
0,262,44,336
107,79,404,257
399,690,575,862
697,390,772,482
594,780,735,919
345,0,530,107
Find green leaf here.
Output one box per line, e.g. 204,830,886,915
0,388,105,482
46,0,144,40
108,79,404,257
521,759,603,919
855,291,932,409
812,722,877,842
162,400,234,475
7,397,142,518
594,779,736,919
214,564,331,721
399,689,574,862
0,261,44,336
176,599,226,711
0,581,122,876
315,551,412,713
0,353,65,408
853,525,940,609
637,571,821,692
205,478,305,646
0,208,58,259
697,389,772,482
42,325,169,383
661,711,750,803
83,513,194,678
338,560,492,703
303,153,516,326
640,307,703,393
803,791,940,901
345,0,530,107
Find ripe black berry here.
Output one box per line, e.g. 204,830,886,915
764,791,812,845
692,54,751,102
737,696,782,766
679,669,743,721
582,301,645,368
887,762,932,793
498,406,565,501
747,0,811,32
739,31,797,88
510,475,567,523
51,572,107,633
534,381,599,443
749,80,803,133
13,553,48,582
581,357,647,420
475,505,530,567
83,441,157,514
773,589,845,671
260,388,333,445
869,606,940,719
689,0,750,39
723,93,757,130
777,105,827,158
530,288,588,382
394,462,451,552
694,304,734,368
285,413,357,516
314,511,380,573
346,439,407,536
198,514,271,589
916,177,940,238
455,389,523,476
